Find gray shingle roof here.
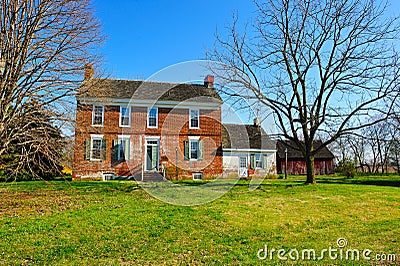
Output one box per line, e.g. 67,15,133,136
78,78,222,103
222,124,276,150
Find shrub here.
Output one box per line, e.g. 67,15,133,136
337,158,356,178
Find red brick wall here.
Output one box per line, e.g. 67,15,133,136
73,103,222,180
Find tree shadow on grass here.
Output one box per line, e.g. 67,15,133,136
170,179,308,189
316,177,400,188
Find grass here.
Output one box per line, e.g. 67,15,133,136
0,175,399,265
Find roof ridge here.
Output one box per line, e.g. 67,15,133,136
223,123,260,127
92,78,206,87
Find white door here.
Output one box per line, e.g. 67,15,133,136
238,156,248,177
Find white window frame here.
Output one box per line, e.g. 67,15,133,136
255,153,263,169
119,105,131,127
147,107,158,128
189,136,200,161
90,134,104,161
92,105,104,126
117,135,130,161
192,172,203,180
189,108,200,129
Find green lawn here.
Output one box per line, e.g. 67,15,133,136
0,176,399,265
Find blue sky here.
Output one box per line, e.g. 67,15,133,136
91,0,400,131
93,0,400,80
92,0,255,79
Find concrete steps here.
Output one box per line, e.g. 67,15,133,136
141,171,165,182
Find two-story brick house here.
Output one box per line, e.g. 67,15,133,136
73,68,223,181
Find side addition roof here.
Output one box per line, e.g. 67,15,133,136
222,124,276,151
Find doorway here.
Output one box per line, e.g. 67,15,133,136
238,156,248,178
146,139,159,171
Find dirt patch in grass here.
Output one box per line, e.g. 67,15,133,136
0,190,85,217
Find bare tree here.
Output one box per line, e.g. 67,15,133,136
389,97,400,173
0,0,103,177
389,137,400,174
370,121,394,173
208,0,400,183
0,103,66,180
332,136,351,163
344,134,368,173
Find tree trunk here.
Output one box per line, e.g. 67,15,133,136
366,164,371,174
397,159,400,174
305,154,316,184
357,154,364,173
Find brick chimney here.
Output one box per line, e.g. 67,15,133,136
84,64,94,79
204,75,214,88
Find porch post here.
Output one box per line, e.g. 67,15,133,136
285,148,288,179
141,136,144,181
175,147,178,180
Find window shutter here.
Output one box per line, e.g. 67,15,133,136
198,140,204,160
112,139,118,161
250,154,255,169
263,154,268,170
101,139,107,161
124,139,130,160
85,139,91,160
184,141,189,161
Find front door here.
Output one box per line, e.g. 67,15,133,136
146,140,159,171
238,156,248,177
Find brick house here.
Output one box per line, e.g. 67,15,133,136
73,69,223,181
276,140,335,175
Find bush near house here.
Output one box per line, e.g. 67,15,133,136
337,158,357,178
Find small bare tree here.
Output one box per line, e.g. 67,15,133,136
347,134,369,173
0,0,103,177
209,0,400,183
368,120,395,173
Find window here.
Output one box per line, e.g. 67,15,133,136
239,157,247,168
92,105,104,126
103,173,114,181
189,109,199,129
147,107,158,128
85,135,106,161
184,137,203,161
91,139,102,160
250,153,264,169
119,106,130,127
118,137,130,161
90,136,103,161
190,140,199,159
255,154,263,168
112,137,131,161
192,172,203,180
